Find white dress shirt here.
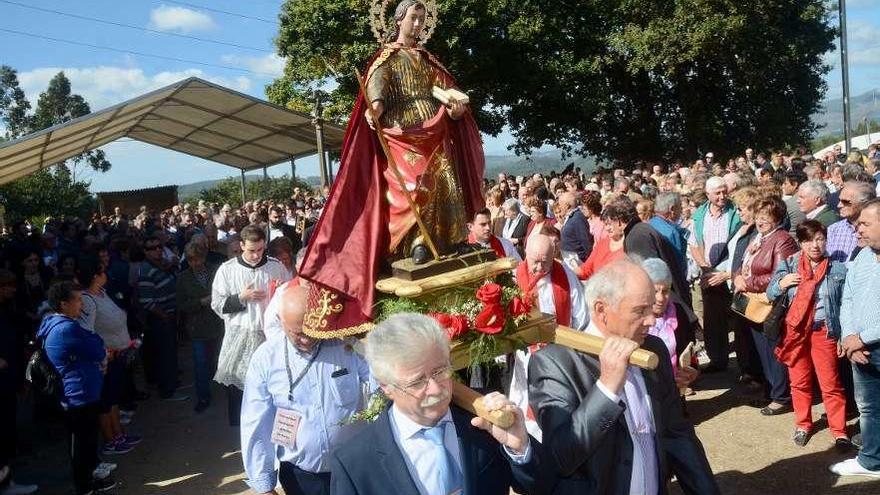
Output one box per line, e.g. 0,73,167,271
587,322,659,495
241,335,372,493
388,405,532,495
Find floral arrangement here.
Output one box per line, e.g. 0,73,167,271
374,271,532,366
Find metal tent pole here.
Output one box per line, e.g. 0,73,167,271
240,169,246,206
840,0,853,151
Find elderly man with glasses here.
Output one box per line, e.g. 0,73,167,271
330,313,546,495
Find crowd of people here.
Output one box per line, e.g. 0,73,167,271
2,140,880,494
0,193,324,494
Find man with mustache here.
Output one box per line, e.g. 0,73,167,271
240,286,371,495
330,313,546,495
528,260,718,494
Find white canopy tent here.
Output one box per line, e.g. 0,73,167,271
0,77,346,190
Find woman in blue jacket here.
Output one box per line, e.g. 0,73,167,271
37,281,115,494
767,220,849,448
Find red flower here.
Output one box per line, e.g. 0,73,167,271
475,283,503,305
474,305,505,335
508,296,532,317
429,312,470,340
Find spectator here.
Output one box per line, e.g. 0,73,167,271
650,192,689,279
690,176,742,372
523,197,548,247
557,192,593,270
77,258,141,458
497,198,529,253
831,199,880,478
827,181,876,263
733,197,798,415
782,169,808,235
796,180,840,227
177,242,224,413
268,237,296,279
137,236,186,402
767,220,849,448
38,281,115,494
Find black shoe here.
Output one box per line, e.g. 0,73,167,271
411,245,431,265
760,403,793,416
89,475,117,493
852,433,863,449
835,437,855,453
194,399,210,413
793,429,809,446
702,363,727,374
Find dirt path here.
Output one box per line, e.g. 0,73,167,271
12,342,880,494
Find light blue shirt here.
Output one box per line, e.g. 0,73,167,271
241,335,372,493
840,247,880,345
389,405,532,495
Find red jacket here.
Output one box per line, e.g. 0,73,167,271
742,229,798,293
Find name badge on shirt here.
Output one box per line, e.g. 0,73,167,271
271,408,301,448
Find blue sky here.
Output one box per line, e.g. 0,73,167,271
1,0,878,192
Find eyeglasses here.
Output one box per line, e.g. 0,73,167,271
839,199,852,206
393,365,453,397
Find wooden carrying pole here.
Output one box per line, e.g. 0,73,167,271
555,326,659,370
451,381,515,429
354,69,440,262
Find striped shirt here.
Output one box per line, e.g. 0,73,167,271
840,247,880,345
826,219,858,263
689,207,731,267
137,260,177,314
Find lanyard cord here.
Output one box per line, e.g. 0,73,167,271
284,340,323,403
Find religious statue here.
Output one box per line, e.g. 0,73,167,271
298,0,486,338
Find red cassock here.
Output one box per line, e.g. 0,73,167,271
298,47,485,338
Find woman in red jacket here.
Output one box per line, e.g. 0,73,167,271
733,196,798,416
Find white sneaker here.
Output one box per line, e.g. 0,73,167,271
829,458,880,478
98,462,118,472
0,480,39,495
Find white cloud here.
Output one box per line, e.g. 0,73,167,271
148,5,217,33
18,66,252,111
850,46,880,65
848,20,880,47
221,53,285,77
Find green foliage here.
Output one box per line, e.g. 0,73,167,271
272,0,835,162
0,67,108,222
343,389,389,424
0,168,95,223
186,175,313,207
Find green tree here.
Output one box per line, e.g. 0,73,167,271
272,0,835,162
188,175,312,207
0,67,108,222
0,65,31,139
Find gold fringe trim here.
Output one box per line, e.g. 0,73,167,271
304,321,375,340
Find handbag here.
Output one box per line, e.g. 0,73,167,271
730,291,774,323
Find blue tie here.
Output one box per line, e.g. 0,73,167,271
422,423,464,495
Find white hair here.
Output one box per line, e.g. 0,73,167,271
798,180,829,203
365,313,449,384
502,198,520,213
584,259,644,310
653,192,681,214
843,180,877,204
641,258,672,286
705,176,727,192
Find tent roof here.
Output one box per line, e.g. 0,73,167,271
0,77,346,185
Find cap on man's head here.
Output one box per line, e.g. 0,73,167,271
705,152,714,158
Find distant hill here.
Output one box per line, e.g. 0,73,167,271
813,89,880,136
175,149,596,198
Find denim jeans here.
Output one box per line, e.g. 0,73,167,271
191,338,218,403
854,343,880,470
751,327,791,404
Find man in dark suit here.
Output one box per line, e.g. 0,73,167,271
529,260,718,495
330,313,546,495
495,198,529,255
